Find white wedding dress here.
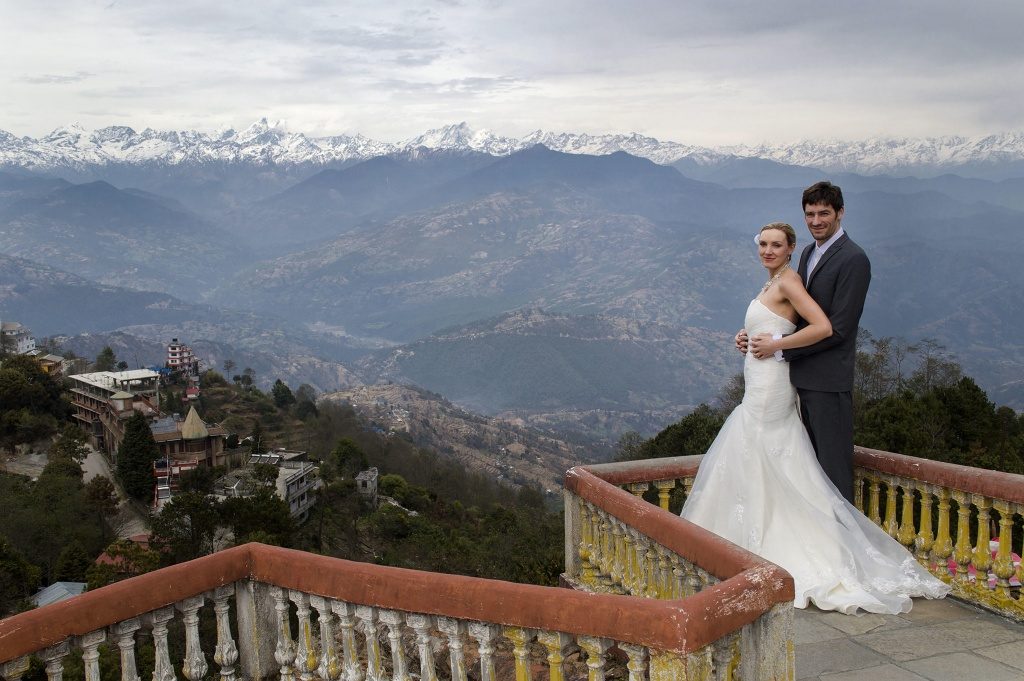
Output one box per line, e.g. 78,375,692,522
681,298,950,614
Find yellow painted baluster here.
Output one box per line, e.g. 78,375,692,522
618,522,634,593
579,501,597,586
915,482,935,570
503,627,536,681
654,480,675,511
971,495,993,602
627,482,648,499
897,480,917,551
991,500,1016,606
931,487,954,583
657,546,672,600
537,631,572,681
867,473,882,526
883,476,899,539
951,490,973,592
610,519,625,592
853,468,865,512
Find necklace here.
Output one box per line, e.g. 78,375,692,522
759,263,789,296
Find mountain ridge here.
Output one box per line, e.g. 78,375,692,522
4,120,1024,178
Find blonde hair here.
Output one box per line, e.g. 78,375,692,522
759,222,797,247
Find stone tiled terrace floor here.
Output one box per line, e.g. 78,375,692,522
796,597,1024,680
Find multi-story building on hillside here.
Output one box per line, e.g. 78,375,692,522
68,370,161,456
0,320,36,354
166,337,199,377
68,370,226,469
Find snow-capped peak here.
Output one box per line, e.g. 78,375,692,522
1,120,1023,175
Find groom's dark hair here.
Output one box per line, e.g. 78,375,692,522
802,181,844,212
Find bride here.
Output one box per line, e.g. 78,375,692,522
680,222,949,614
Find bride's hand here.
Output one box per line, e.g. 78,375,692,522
749,333,777,359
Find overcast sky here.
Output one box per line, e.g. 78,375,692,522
2,1,1022,146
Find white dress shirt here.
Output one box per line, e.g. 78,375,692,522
806,227,845,282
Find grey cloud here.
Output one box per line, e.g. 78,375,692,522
20,71,93,84
376,76,528,96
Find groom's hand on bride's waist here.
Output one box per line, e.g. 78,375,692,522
735,329,749,354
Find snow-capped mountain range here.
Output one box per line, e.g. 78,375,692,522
2,120,1023,175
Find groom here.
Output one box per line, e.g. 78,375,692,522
746,181,871,503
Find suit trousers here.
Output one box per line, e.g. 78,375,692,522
797,388,855,503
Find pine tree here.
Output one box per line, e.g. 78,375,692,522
117,412,160,502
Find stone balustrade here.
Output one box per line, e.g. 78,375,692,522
563,465,795,680
1,540,795,681
853,446,1024,622
580,447,1024,623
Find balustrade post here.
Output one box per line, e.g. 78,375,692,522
951,490,973,588
147,607,177,681
853,468,865,512
596,510,613,587
0,657,31,681
932,487,954,583
503,627,536,681
407,615,438,681
564,490,583,584
739,602,795,681
379,610,412,681
468,623,500,681
578,636,612,681
270,586,297,681
619,645,648,681
992,500,1016,604
627,482,649,499
626,528,643,593
177,595,209,681
40,641,70,681
897,481,917,550
330,601,364,681
212,586,239,681
435,617,468,681
354,606,383,681
654,480,675,511
623,527,638,594
290,591,317,681
867,473,882,526
972,495,993,601
883,476,899,538
915,483,935,570
577,500,597,585
537,631,573,681
80,629,106,681
610,519,625,590
235,580,279,681
110,619,142,681
310,596,340,681
656,545,672,599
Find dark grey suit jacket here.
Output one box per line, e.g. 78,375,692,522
783,233,871,392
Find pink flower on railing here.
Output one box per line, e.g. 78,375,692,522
946,540,1022,587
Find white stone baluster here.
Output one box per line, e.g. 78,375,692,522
212,586,239,681
618,644,648,681
81,629,107,681
270,586,296,681
310,596,340,681
379,610,411,681
290,591,317,681
468,623,499,681
406,614,438,681
435,617,468,681
1,657,31,681
178,595,209,681
40,640,71,681
148,607,177,681
578,637,612,681
355,606,383,681
330,601,363,681
110,619,142,681
537,631,573,681
502,627,536,681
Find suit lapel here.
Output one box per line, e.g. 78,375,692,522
806,234,849,287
